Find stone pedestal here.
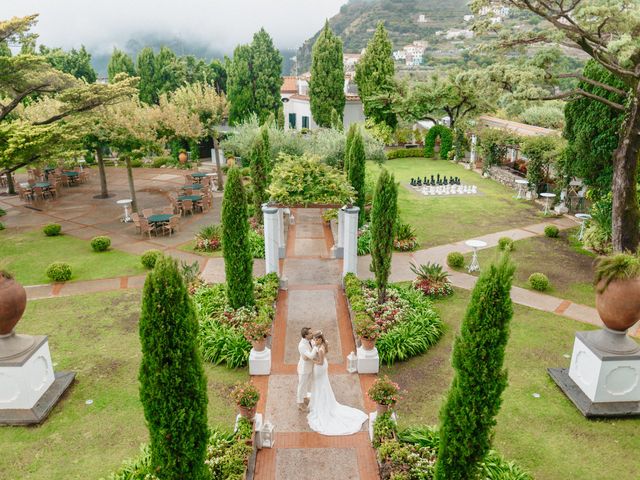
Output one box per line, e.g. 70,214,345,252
357,345,379,374
249,347,271,375
262,205,279,276
277,208,286,258
333,208,345,259
342,206,359,278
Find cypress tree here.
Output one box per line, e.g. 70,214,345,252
435,254,515,480
222,167,255,308
348,128,366,226
137,47,157,104
369,169,397,303
139,255,209,480
344,123,358,173
261,125,272,174
250,136,268,224
107,48,136,82
310,21,346,127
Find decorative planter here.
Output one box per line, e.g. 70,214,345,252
360,337,376,351
596,278,640,331
251,338,267,352
239,405,257,420
376,403,391,415
0,275,27,335
178,152,188,164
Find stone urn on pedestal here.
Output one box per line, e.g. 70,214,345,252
0,272,75,425
354,316,380,374
245,320,272,376
548,254,640,417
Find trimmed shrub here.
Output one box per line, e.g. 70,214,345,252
370,169,398,302
90,236,111,252
544,225,560,238
387,148,425,159
141,249,162,269
43,223,62,237
130,159,143,168
348,129,366,227
424,125,453,159
498,237,514,252
46,262,72,282
447,252,465,269
528,272,550,291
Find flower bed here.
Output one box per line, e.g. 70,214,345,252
358,222,418,255
193,273,279,368
344,274,443,365
193,221,264,259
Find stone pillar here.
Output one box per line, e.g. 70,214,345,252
469,134,477,165
333,207,345,259
277,208,285,258
262,204,279,275
342,206,359,277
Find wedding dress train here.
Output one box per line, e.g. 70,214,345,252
307,358,368,436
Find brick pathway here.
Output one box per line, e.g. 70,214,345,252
253,208,379,480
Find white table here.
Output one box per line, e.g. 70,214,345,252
515,179,529,199
465,239,487,273
575,213,592,240
117,198,133,223
540,192,556,215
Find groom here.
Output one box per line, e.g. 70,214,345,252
297,326,317,411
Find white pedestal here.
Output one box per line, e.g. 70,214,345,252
0,339,55,410
568,333,640,403
357,346,379,374
342,206,359,278
262,205,279,276
249,347,271,375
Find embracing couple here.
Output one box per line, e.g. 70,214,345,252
297,327,368,436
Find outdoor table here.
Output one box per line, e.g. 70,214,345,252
575,213,592,241
515,179,528,200
191,172,207,183
181,183,203,190
465,239,487,273
147,214,173,225
177,194,202,202
116,198,133,222
62,171,79,184
34,182,51,188
540,192,556,215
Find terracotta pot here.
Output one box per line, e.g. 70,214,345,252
251,338,267,352
178,152,188,164
596,278,640,331
360,337,376,351
239,405,257,419
376,403,391,415
0,275,27,335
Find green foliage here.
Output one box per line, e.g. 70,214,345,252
447,252,465,269
370,169,398,301
528,272,550,291
518,103,565,129
136,47,157,104
594,253,640,292
195,225,222,252
310,21,345,127
410,262,449,283
222,168,255,309
373,411,398,448
498,237,514,252
138,256,209,480
141,249,162,269
424,125,453,160
104,444,155,480
344,123,358,173
0,208,5,216
43,223,62,237
90,236,111,252
40,44,97,83
46,262,72,282
248,229,265,259
364,118,394,145
267,153,355,205
387,148,424,159
476,128,521,170
357,224,372,256
107,48,136,83
0,222,4,231
348,129,367,225
521,135,565,192
250,134,269,221
435,255,515,480
544,225,560,238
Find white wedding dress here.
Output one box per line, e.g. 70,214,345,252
307,353,368,436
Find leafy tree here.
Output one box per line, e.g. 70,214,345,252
369,168,397,303
154,46,181,97
310,21,345,128
435,254,515,480
227,44,253,124
344,123,358,173
250,134,269,224
139,255,209,480
107,48,136,82
137,47,157,104
222,167,255,308
41,45,97,83
0,40,10,57
521,135,566,193
347,128,366,226
355,22,396,128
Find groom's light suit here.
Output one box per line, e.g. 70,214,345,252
297,339,317,404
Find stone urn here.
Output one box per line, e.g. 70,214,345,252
360,337,376,351
596,278,640,331
178,151,188,164
0,273,27,336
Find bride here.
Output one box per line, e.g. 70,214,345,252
307,332,368,435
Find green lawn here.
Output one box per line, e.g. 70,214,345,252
0,230,145,285
367,158,542,247
0,290,246,480
384,288,640,480
460,228,596,307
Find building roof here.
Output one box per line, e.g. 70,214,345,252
289,93,361,102
281,76,298,93
478,115,560,137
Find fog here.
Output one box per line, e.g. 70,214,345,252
0,0,346,54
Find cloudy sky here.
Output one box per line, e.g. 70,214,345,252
1,0,346,53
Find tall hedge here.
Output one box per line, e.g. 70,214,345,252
348,128,366,226
344,123,358,173
250,136,268,223
139,255,209,480
222,167,255,308
424,125,453,159
435,254,515,480
261,125,272,174
369,168,398,303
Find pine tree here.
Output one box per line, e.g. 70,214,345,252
435,255,515,480
222,167,255,308
369,169,397,303
355,22,397,128
310,21,345,127
348,128,366,226
139,255,209,480
137,47,157,104
107,48,136,82
344,123,358,173
250,135,268,224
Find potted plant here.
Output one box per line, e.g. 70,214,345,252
231,381,260,419
594,253,640,331
354,313,380,350
0,270,27,335
243,317,271,352
368,375,401,415
178,149,188,164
